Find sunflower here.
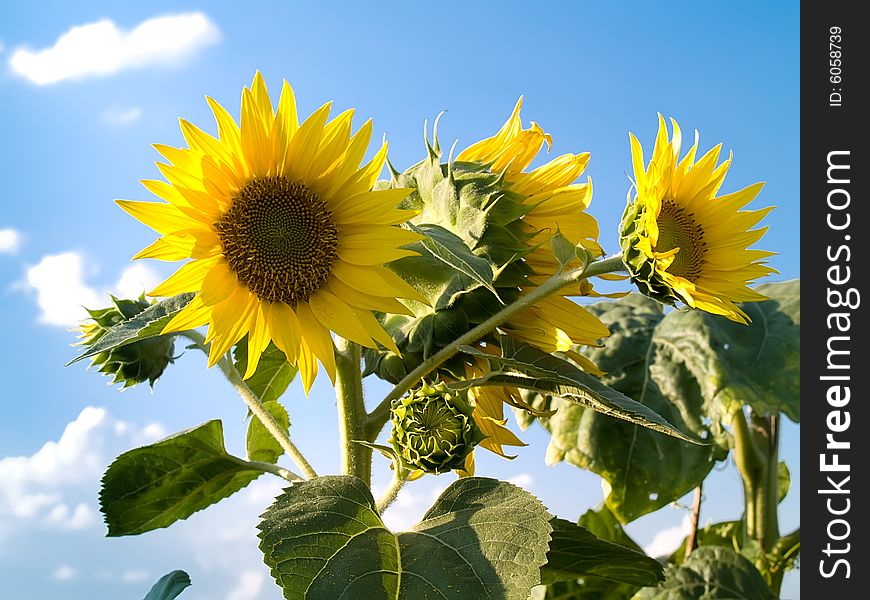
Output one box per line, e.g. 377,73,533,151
118,72,424,392
454,99,611,461
620,115,775,323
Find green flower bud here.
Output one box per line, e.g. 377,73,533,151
390,380,486,474
77,295,175,388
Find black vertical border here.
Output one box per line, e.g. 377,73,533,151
802,2,868,597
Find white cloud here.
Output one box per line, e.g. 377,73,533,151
52,565,77,581
643,513,692,558
9,12,220,85
114,263,163,298
21,252,163,327
0,228,22,254
507,473,534,489
122,569,150,584
102,106,143,125
24,252,102,326
43,502,96,530
0,407,164,533
379,480,450,532
227,570,265,600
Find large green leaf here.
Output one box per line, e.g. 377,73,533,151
520,296,725,521
461,335,701,444
100,420,264,536
532,506,650,600
652,280,800,422
258,476,552,600
542,518,663,586
68,293,194,365
632,546,776,599
143,570,191,600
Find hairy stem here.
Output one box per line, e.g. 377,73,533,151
685,484,703,557
364,254,626,439
376,471,408,513
180,330,318,480
243,459,303,482
335,337,371,484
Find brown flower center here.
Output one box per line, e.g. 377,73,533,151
655,199,706,280
215,176,339,305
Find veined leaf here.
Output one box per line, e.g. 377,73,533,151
258,476,551,600
460,336,701,444
409,222,502,301
632,546,776,599
100,420,265,536
143,570,191,600
652,279,800,422
542,518,663,586
512,295,725,522
68,293,195,365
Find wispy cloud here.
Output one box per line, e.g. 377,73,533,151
0,228,22,254
101,106,143,126
52,565,77,581
8,12,220,85
643,513,692,559
21,252,163,327
0,407,163,530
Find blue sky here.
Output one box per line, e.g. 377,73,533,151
0,2,799,599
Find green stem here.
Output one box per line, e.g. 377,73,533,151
732,408,784,593
364,254,626,439
335,337,371,484
242,459,303,482
376,471,408,513
180,330,318,480
731,408,764,542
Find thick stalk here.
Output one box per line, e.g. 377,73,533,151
364,254,627,438
731,408,765,542
180,330,318,480
335,337,371,484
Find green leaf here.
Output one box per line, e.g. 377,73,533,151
68,293,194,365
632,546,777,600
232,340,296,464
532,506,649,599
143,570,191,600
100,420,264,536
652,279,800,422
258,476,552,600
246,400,290,464
543,518,663,586
777,461,790,504
514,295,725,522
461,336,701,444
409,222,502,301
578,504,644,551
233,339,298,405
532,578,639,600
668,521,744,565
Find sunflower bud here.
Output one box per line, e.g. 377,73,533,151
78,295,175,388
390,381,486,474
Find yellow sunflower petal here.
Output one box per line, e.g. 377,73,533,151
148,256,219,297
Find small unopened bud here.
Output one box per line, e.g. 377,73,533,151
77,295,175,389
389,380,485,474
